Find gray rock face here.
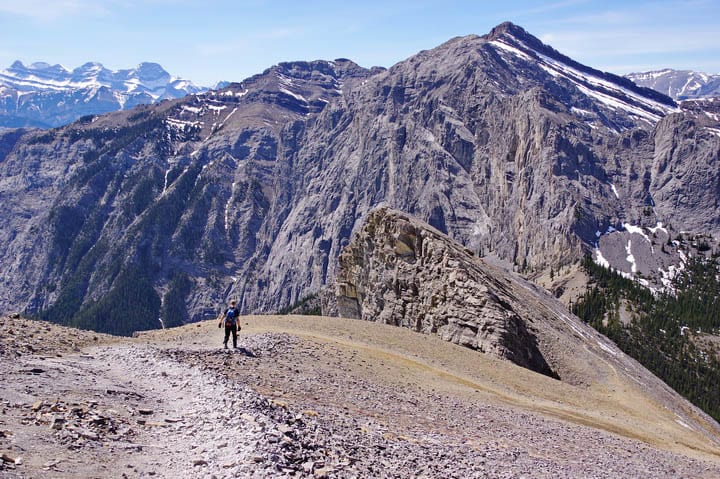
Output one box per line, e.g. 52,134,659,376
0,23,719,333
329,208,557,377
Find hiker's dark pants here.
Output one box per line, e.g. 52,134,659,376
224,324,237,348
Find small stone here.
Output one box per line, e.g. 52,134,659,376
50,417,65,430
314,467,334,478
80,429,99,441
192,459,208,466
138,408,154,415
278,424,294,435
31,400,43,411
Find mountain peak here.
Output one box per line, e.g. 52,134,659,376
76,61,104,71
480,22,677,110
486,21,529,40
135,62,169,76
7,60,69,75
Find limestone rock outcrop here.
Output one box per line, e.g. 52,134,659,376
329,208,557,377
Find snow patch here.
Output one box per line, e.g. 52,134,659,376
571,107,593,117
216,107,238,130
623,223,651,243
489,40,533,61
571,81,662,123
594,249,610,268
166,118,200,130
705,127,720,138
279,87,308,104
596,340,617,356
610,183,619,199
625,240,637,274
224,181,238,231
163,168,172,192
649,222,668,235
530,49,679,121
181,105,202,114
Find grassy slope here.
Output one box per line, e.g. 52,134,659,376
138,314,720,463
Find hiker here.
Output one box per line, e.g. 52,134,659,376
218,300,241,349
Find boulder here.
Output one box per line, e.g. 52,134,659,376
328,208,557,377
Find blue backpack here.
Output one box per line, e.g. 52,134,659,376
224,307,239,327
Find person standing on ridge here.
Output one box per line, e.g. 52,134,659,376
218,300,241,349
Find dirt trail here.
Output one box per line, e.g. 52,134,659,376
2,315,720,478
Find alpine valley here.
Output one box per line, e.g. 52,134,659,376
0,60,210,128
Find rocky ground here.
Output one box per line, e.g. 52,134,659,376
1,315,720,478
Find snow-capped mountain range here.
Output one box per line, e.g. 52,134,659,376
627,69,720,100
0,61,211,128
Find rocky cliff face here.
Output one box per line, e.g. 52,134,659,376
328,208,557,377
0,23,719,333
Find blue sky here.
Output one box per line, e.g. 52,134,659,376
0,0,718,86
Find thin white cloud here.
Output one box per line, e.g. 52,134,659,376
0,0,112,21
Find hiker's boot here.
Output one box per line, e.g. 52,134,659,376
223,343,228,349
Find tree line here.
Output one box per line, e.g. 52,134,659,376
573,255,720,421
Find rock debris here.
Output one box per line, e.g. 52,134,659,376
1,317,719,478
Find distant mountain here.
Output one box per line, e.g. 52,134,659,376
0,61,208,128
627,69,720,100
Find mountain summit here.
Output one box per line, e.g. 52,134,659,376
0,61,207,128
